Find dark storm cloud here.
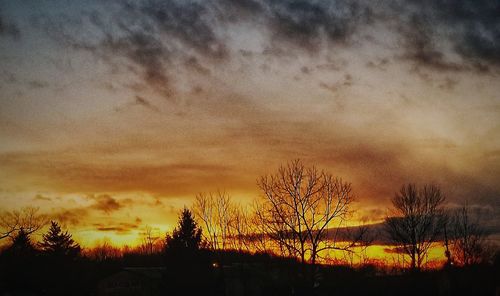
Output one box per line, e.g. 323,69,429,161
33,0,499,101
90,27,174,98
266,0,369,53
397,15,466,72
258,0,500,72
37,0,231,98
35,0,370,95
0,11,20,39
217,0,264,21
392,0,500,73
114,36,170,95
432,0,500,66
133,0,228,60
35,9,172,98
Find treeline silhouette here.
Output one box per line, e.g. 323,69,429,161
0,160,498,296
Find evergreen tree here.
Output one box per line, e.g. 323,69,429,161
1,227,38,292
8,227,36,255
164,208,210,294
165,208,202,251
39,221,80,258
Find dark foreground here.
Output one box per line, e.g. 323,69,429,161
1,250,499,296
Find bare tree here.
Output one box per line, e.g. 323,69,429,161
193,190,235,251
194,192,218,250
450,202,489,266
256,160,354,265
341,224,375,266
249,200,274,254
84,240,121,261
0,207,48,240
140,225,161,255
229,204,252,251
215,192,232,250
385,184,446,271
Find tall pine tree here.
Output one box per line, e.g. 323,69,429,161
165,208,202,251
1,228,38,291
164,208,209,294
7,227,36,256
39,221,80,258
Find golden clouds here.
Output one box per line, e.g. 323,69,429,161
0,149,246,195
0,0,499,249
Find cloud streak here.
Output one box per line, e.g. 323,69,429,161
93,220,141,234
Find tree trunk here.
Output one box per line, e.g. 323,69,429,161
411,250,417,271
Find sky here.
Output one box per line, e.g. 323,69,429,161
0,0,499,247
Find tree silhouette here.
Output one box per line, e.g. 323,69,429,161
0,207,47,240
450,202,489,266
165,208,202,251
84,240,121,262
0,227,39,293
194,190,249,251
164,208,210,294
385,184,446,271
256,159,355,266
7,227,36,256
39,221,80,258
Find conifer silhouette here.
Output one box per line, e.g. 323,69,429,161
39,221,80,258
166,208,202,251
8,227,35,255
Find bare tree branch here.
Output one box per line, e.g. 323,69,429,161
449,202,491,266
255,159,355,265
0,207,48,240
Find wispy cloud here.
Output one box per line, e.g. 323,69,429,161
93,220,142,234
88,194,123,214
52,207,90,227
133,95,160,112
34,194,52,202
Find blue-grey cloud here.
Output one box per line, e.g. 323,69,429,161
392,0,500,73
27,0,499,101
0,10,20,39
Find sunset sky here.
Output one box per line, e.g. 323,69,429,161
1,0,499,247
